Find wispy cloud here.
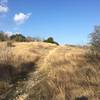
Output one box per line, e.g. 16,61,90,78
14,12,32,25
0,0,9,13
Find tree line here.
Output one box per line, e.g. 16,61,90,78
0,31,59,45
1,25,100,51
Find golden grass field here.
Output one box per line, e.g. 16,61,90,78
0,42,100,100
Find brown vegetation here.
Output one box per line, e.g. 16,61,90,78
0,42,99,100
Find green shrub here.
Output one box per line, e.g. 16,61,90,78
44,37,59,45
10,34,26,42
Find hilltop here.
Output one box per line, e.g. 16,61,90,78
0,42,99,100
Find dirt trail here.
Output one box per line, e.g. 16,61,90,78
23,46,74,96
24,46,59,89
22,46,82,100
13,45,60,100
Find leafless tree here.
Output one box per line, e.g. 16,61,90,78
89,26,100,55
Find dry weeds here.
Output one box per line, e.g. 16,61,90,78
0,42,99,100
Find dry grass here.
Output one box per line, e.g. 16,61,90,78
0,42,100,100
25,45,100,100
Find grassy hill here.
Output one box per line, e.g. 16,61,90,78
0,42,100,100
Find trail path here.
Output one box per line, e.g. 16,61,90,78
4,43,85,100
14,44,60,100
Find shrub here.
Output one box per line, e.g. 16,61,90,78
44,37,59,45
10,34,26,42
0,31,8,41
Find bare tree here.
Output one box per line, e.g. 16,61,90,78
89,26,100,55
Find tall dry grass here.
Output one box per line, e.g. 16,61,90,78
0,42,99,100
0,42,40,99
23,46,100,100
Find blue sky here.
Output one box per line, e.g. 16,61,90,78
0,0,100,44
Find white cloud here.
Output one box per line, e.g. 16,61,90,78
0,0,9,13
0,5,8,13
14,13,32,25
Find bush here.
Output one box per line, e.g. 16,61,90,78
0,31,8,41
44,37,59,45
10,34,26,42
